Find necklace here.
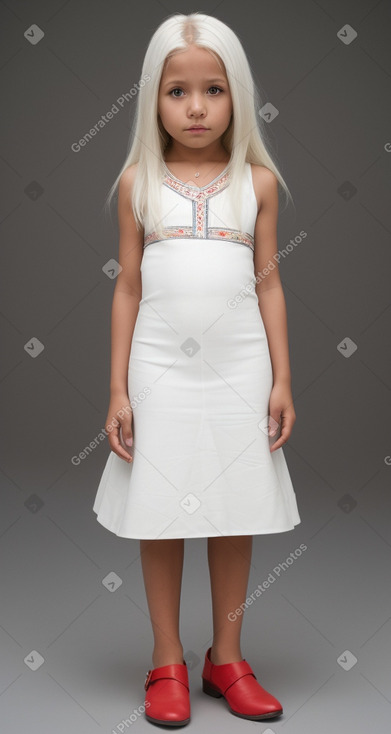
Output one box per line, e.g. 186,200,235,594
164,159,229,182
193,162,229,178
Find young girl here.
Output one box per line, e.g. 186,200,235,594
93,11,301,727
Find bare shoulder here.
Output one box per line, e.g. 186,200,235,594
114,162,143,296
118,162,139,197
117,162,141,224
250,164,278,213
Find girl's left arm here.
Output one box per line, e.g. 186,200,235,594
253,167,296,452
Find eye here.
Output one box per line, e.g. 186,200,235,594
168,86,224,97
208,86,223,95
169,88,184,97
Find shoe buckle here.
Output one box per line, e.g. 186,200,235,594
144,670,152,691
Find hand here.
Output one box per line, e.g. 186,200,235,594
268,382,296,453
105,392,134,463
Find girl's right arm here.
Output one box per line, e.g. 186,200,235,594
105,164,143,463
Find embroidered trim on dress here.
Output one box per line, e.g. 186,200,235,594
143,170,255,251
163,169,231,199
144,226,254,251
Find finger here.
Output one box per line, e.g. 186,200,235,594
270,424,291,452
115,407,133,446
268,414,281,436
114,448,133,463
109,426,133,463
270,436,284,452
121,422,134,448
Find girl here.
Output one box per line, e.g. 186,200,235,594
93,11,301,727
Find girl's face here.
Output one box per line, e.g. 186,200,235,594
158,45,233,154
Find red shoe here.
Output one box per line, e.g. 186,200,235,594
144,660,190,726
201,647,283,720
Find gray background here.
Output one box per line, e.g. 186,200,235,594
1,0,391,732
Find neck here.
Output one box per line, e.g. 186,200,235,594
164,142,229,167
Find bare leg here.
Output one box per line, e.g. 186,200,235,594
140,538,185,668
207,535,253,664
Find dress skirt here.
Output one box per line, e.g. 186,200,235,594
93,238,301,539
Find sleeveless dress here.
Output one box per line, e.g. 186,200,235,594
93,161,301,539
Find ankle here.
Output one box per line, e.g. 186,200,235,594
152,645,184,668
210,644,243,665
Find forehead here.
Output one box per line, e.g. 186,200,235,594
161,46,226,79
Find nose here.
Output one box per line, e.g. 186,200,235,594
187,93,206,117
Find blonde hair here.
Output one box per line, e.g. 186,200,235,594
104,12,294,239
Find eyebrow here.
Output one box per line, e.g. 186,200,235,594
163,78,226,87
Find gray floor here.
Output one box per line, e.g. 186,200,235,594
1,473,390,732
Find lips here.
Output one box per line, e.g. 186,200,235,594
186,126,208,130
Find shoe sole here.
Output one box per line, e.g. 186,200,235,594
145,713,190,726
202,679,283,720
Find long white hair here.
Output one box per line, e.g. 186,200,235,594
104,12,294,239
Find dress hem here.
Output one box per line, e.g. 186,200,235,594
93,509,301,540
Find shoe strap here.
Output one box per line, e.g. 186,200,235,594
145,663,189,692
212,659,256,695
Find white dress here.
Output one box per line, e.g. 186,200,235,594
93,161,301,539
